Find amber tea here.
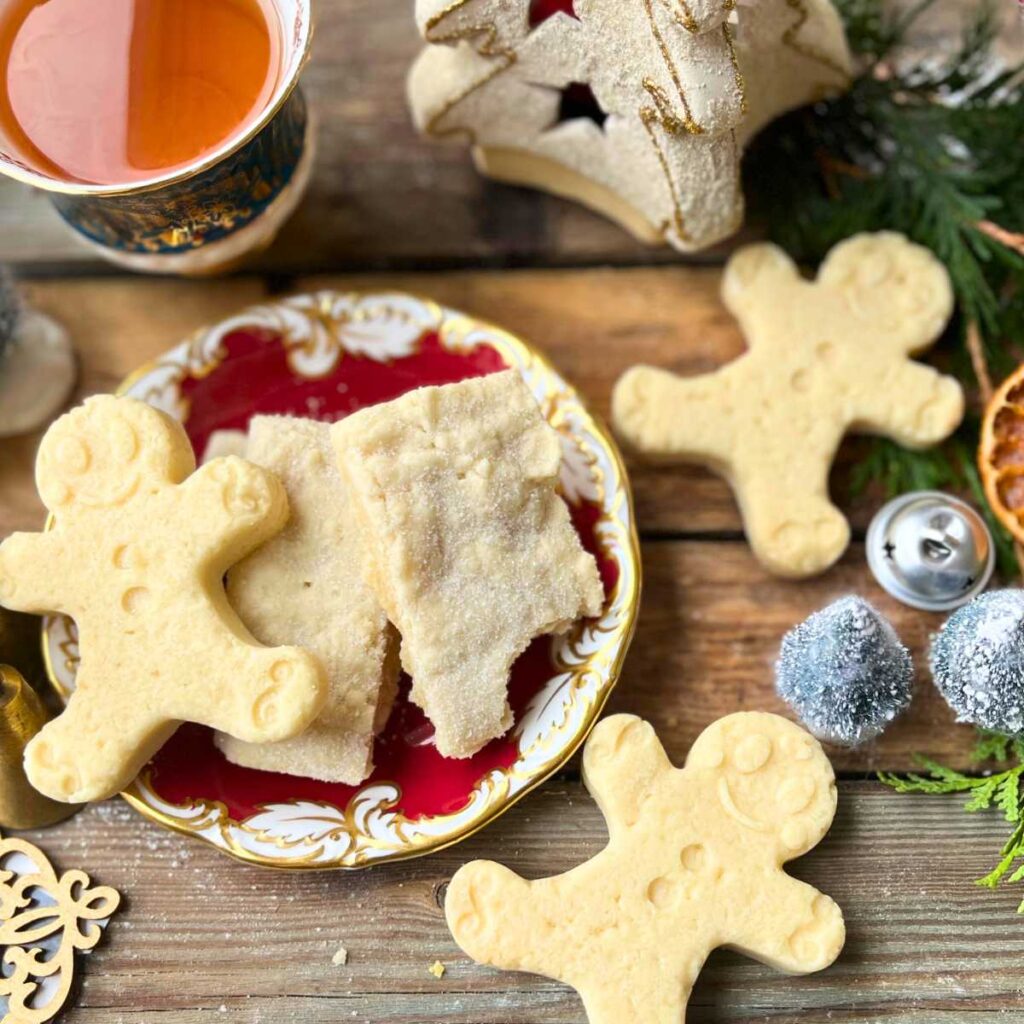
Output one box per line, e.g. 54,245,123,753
0,0,283,186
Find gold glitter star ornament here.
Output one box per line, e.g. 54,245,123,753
408,0,852,251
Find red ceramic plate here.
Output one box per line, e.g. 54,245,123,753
43,292,639,868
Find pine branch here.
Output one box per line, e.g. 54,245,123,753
879,730,1024,909
745,0,1024,576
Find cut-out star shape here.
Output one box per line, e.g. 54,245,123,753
529,0,577,27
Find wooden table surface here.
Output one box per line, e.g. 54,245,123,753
2,3,1023,1022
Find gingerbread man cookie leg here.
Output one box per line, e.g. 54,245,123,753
24,673,176,803
734,451,850,579
177,615,325,745
720,872,845,974
0,396,326,802
577,975,691,1024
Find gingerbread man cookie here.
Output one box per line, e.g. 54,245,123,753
613,232,964,577
408,0,850,252
0,396,326,803
446,712,845,1024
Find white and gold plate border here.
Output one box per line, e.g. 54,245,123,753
42,292,641,869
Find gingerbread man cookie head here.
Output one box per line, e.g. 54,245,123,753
686,712,838,862
816,232,955,353
36,395,196,514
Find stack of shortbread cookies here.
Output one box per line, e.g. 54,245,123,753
219,369,603,782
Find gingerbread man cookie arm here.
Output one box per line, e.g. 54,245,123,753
0,531,75,615
582,715,674,836
850,361,965,449
447,860,568,978
611,364,740,466
174,456,290,572
721,873,845,975
720,242,805,343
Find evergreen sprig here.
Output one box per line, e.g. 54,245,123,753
745,0,1024,573
880,730,1024,908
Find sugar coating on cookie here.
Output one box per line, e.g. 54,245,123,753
332,370,604,759
931,590,1024,735
613,232,964,578
408,0,850,252
776,596,913,746
0,395,326,803
445,712,845,1024
218,417,399,784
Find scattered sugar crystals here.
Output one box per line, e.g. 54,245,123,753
930,590,1024,734
775,596,913,746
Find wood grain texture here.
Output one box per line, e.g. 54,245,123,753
23,783,1023,1024
621,540,975,773
0,269,980,771
5,267,906,538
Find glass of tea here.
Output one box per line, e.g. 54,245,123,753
0,0,313,274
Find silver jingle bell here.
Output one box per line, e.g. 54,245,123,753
866,491,995,612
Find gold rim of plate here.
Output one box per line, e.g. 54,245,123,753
41,291,641,869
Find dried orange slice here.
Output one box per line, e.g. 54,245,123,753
980,364,1024,543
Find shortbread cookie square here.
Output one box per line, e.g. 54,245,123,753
332,370,603,759
0,395,326,803
219,416,398,784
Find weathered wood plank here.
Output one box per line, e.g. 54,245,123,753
5,267,933,539
0,270,982,770
20,783,1021,1023
623,540,975,773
